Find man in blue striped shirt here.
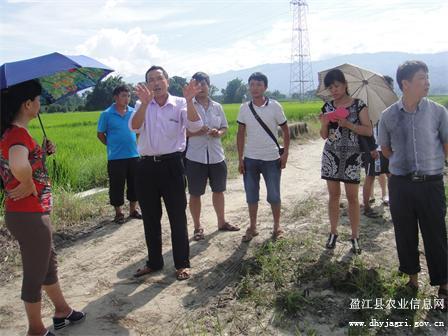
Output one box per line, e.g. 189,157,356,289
379,60,448,310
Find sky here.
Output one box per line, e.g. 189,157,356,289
1,0,447,82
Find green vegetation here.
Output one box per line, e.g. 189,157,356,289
430,95,448,108
28,111,107,191
230,197,447,335
24,100,321,192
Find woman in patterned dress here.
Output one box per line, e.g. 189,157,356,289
319,69,372,254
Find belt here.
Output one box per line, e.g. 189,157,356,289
141,152,181,162
393,173,443,182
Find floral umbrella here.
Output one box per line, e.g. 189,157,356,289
0,52,113,104
1,52,114,137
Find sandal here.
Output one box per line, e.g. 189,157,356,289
364,207,381,218
218,222,240,231
325,233,338,249
405,280,419,292
53,309,86,330
31,330,55,336
437,287,447,312
133,266,161,278
272,229,285,240
113,213,125,224
176,268,190,281
242,229,259,242
351,238,362,255
193,228,205,241
129,210,142,219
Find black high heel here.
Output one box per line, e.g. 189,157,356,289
351,238,362,254
326,233,338,249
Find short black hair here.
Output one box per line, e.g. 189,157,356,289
396,60,428,91
145,65,169,82
324,69,349,95
324,69,347,88
113,85,130,96
1,79,42,136
248,72,268,87
192,72,210,87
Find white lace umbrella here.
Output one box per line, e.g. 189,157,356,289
316,63,398,124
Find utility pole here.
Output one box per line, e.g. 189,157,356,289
289,0,314,101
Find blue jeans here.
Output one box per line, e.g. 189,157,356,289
243,157,281,204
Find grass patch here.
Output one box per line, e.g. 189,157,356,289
237,235,444,335
230,196,448,335
49,187,111,230
430,95,448,108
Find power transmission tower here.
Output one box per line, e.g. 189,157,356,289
289,0,314,101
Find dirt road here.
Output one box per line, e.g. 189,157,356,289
0,139,328,336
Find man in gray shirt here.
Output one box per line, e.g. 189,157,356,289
185,72,240,241
378,60,448,310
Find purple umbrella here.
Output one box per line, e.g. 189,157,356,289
1,52,114,137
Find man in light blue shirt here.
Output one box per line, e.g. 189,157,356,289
378,60,448,309
97,85,141,224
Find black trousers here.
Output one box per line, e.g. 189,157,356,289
107,158,138,207
389,175,447,285
135,155,190,270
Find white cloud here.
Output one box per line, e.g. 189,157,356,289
2,0,447,78
73,28,168,77
161,21,291,76
307,1,448,60
158,19,219,30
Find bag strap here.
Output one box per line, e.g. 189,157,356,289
248,99,281,151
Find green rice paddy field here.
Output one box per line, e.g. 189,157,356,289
24,96,448,192
28,101,323,191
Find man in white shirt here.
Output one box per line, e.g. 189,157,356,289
129,66,202,281
185,72,240,240
236,72,290,241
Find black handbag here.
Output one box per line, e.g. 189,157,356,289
248,100,284,155
352,99,376,159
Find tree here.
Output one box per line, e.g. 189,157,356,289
209,84,223,102
42,92,85,113
84,75,127,111
222,78,247,104
169,76,187,97
209,84,219,98
266,90,286,100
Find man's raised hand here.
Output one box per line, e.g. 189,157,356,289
183,79,201,101
135,83,154,105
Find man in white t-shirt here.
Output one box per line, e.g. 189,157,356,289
236,72,290,242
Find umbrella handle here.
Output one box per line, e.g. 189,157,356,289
37,113,47,139
37,113,48,163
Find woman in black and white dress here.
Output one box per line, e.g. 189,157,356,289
319,69,372,254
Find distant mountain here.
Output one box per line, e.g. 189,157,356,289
209,51,448,95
